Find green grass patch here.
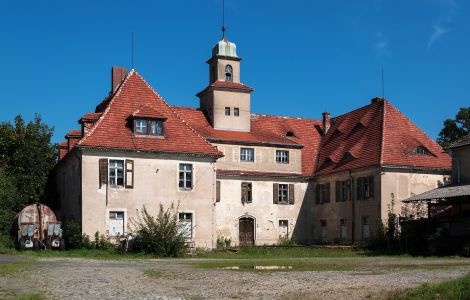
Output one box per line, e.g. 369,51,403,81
0,287,44,300
13,248,154,260
196,245,367,259
0,260,38,276
390,273,470,300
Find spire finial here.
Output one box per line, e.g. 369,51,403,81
221,0,226,39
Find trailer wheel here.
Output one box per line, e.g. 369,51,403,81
46,238,52,250
18,238,26,251
33,239,40,251
59,238,65,251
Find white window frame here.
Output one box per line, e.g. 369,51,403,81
178,212,193,240
106,208,127,237
276,150,289,164
278,184,289,204
109,159,125,187
134,119,148,135
240,148,255,162
179,163,193,190
150,120,164,135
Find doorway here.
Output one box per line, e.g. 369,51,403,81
239,217,255,246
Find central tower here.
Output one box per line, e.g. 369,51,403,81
197,36,253,132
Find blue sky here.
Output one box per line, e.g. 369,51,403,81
0,0,468,143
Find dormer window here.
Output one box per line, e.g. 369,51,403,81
225,65,233,82
413,146,432,156
134,119,164,136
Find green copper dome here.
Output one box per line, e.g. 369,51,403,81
212,38,238,58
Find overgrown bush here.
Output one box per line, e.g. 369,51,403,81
216,236,231,249
63,220,82,249
128,204,187,257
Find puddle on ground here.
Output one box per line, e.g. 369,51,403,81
220,265,293,271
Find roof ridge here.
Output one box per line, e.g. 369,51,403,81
78,70,135,146
331,101,377,121
134,71,222,156
379,99,386,164
251,112,321,122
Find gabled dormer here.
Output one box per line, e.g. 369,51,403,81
128,106,167,137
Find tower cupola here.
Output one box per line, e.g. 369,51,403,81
212,38,238,58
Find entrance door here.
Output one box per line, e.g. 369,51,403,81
239,217,255,246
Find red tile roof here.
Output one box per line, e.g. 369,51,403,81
211,80,253,91
316,99,451,175
66,130,81,138
80,112,102,122
130,105,167,120
77,70,222,157
173,106,322,176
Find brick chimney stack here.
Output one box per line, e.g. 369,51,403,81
322,112,331,136
111,66,127,94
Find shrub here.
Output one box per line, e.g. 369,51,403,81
129,204,187,257
63,220,82,249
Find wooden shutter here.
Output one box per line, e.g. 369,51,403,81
288,184,295,204
315,184,320,204
273,183,279,204
241,182,247,204
357,178,363,200
335,181,340,202
125,159,134,189
216,181,221,202
99,158,108,188
325,183,331,203
368,176,374,198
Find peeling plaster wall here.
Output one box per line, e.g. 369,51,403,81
55,152,82,222
215,178,312,245
80,151,216,249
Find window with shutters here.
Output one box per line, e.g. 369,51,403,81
241,182,252,204
179,163,193,190
273,183,295,205
109,160,124,186
335,180,349,202
240,148,254,162
276,150,289,164
315,183,330,204
357,176,374,200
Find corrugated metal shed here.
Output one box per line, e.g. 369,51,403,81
403,184,470,202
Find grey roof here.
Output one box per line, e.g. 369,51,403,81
450,133,470,149
403,184,470,202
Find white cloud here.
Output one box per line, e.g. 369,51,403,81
428,25,450,48
427,0,457,48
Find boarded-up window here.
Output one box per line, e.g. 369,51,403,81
216,181,221,202
241,182,252,204
99,158,108,188
125,160,134,189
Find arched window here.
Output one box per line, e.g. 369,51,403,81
225,65,233,82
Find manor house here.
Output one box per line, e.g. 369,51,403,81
53,35,451,248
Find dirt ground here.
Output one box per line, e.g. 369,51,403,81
1,255,470,299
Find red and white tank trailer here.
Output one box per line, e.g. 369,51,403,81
16,203,65,250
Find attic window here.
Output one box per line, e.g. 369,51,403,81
348,122,365,136
225,65,233,82
285,131,295,137
134,119,164,136
322,157,334,168
413,146,432,156
341,152,354,163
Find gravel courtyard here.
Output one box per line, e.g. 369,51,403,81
2,256,470,299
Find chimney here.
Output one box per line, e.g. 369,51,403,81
322,112,331,135
371,97,385,104
111,66,127,93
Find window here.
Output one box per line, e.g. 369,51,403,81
225,107,231,116
179,164,193,190
340,219,347,240
279,220,288,227
278,184,289,204
273,183,295,205
108,211,124,236
315,183,330,204
320,220,327,242
178,212,193,239
109,160,124,186
335,180,350,202
362,216,370,239
234,107,240,116
285,131,295,137
357,176,374,200
225,64,233,81
134,119,148,135
150,120,164,135
279,220,289,238
240,148,254,162
241,182,252,204
134,119,164,136
276,150,289,164
413,146,432,156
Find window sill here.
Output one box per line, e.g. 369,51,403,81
179,188,193,192
133,134,165,139
276,162,290,164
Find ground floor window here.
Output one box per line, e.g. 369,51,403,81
340,218,347,240
178,212,193,239
108,211,124,236
362,216,370,239
320,220,327,242
279,219,289,239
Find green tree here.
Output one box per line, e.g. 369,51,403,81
0,170,20,237
437,107,470,148
0,115,57,203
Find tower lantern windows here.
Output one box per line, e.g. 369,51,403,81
225,65,233,82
